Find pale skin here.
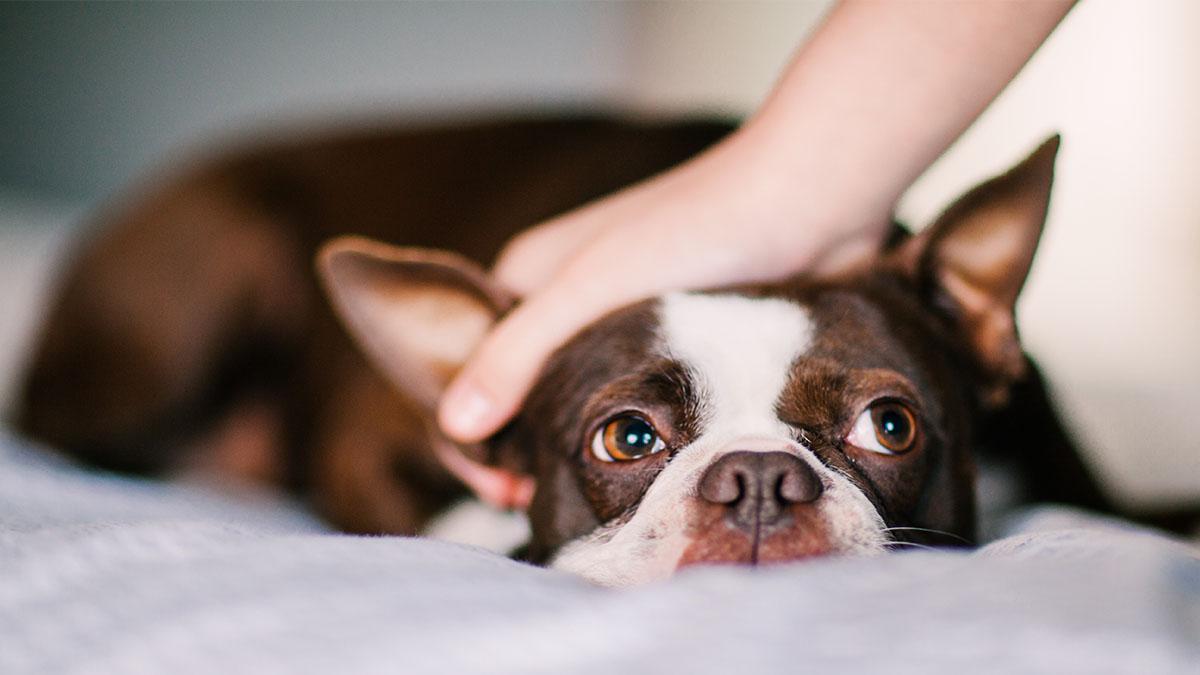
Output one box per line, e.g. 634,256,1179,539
439,0,1077,444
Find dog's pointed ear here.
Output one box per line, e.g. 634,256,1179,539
318,236,514,409
317,236,532,509
896,135,1060,404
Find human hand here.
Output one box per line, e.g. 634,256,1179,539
436,124,891,442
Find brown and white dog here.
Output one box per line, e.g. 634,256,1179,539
15,117,1114,585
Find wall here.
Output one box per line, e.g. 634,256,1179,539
0,1,633,199
898,2,1200,506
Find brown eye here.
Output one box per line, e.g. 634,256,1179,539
846,401,919,455
591,414,665,462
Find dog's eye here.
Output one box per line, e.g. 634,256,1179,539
845,401,918,455
591,414,666,462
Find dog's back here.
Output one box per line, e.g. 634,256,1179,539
15,117,735,533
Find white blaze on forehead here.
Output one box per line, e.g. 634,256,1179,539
658,292,814,440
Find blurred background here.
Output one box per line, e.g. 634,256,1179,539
0,1,1196,509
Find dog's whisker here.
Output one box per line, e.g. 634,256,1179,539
881,526,971,545
883,541,937,552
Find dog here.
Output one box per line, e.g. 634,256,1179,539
15,117,1118,585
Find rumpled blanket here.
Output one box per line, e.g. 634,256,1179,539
1,430,1196,674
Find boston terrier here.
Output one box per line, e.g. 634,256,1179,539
316,135,1066,584
15,118,1114,585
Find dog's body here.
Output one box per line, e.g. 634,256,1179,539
16,117,1117,584
18,117,735,536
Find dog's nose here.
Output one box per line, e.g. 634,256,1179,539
698,451,823,531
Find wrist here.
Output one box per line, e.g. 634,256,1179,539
713,118,894,266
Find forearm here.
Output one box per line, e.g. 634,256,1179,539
738,0,1075,232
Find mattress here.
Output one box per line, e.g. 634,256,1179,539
1,430,1196,675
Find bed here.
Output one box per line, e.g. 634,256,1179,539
1,190,1197,674
1,429,1197,674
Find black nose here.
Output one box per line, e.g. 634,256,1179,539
698,451,823,532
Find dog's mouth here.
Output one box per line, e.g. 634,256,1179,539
546,491,893,586
675,506,833,569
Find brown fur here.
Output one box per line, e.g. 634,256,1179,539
16,116,736,535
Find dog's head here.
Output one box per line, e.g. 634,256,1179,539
319,137,1058,586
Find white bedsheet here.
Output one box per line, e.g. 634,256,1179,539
1,430,1197,674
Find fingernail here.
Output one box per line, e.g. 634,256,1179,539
441,382,493,439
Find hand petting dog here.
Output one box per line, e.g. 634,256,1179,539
439,0,1075,445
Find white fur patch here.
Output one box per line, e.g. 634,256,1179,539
659,292,815,443
423,499,531,555
550,292,886,586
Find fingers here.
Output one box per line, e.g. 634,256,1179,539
440,216,890,443
439,213,761,442
442,203,642,442
491,206,610,296
441,196,783,442
440,207,695,441
492,152,713,295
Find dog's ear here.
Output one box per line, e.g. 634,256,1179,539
318,236,514,407
896,135,1060,405
317,236,532,509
